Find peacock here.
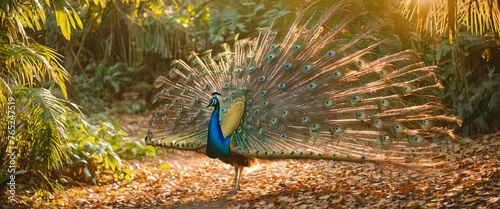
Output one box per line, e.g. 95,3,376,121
145,0,461,192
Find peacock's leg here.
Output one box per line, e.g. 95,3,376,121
233,164,244,191
231,165,238,186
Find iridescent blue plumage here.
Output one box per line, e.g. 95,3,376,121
205,93,231,158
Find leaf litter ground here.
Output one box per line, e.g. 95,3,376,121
6,114,500,209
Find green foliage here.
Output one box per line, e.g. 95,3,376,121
0,34,70,99
64,117,155,184
42,0,189,112
202,0,301,44
47,0,192,66
0,0,91,41
85,62,142,96
41,0,306,114
0,87,80,192
429,31,500,136
111,99,147,114
75,61,143,113
0,0,83,194
49,0,85,40
0,0,87,194
0,0,151,196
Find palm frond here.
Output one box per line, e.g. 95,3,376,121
15,87,78,172
399,0,500,41
459,0,500,37
0,0,85,41
0,0,46,41
0,79,12,164
0,40,70,98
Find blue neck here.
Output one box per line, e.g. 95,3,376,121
206,99,230,158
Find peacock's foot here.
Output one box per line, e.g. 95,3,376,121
227,189,238,195
225,181,240,195
227,185,240,195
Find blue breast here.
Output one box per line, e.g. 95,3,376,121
206,101,230,158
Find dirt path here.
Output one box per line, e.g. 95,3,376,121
9,114,500,208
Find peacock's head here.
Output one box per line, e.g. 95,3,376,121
206,92,222,108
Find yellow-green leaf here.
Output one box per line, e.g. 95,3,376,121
72,7,83,29
55,8,71,40
157,163,171,169
80,123,88,135
67,9,76,28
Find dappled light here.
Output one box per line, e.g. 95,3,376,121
1,0,500,208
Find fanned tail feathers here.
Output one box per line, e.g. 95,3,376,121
146,1,461,165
